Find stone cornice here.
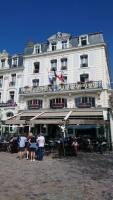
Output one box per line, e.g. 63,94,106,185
0,67,24,74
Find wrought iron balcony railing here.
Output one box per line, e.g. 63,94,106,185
19,80,102,94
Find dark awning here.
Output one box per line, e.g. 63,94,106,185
66,125,102,129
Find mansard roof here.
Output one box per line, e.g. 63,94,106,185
24,31,105,55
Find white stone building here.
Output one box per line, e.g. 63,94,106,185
3,32,112,148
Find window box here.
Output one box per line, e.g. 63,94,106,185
82,63,87,67
28,104,39,108
24,86,29,89
13,64,17,67
78,102,91,108
62,66,66,69
33,85,37,88
52,102,64,107
48,84,53,87
34,69,39,73
88,80,93,83
77,81,82,84
7,99,12,103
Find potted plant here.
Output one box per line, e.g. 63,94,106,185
34,69,39,72
77,81,82,84
62,66,66,69
13,64,17,67
78,102,82,105
24,86,29,89
33,85,37,88
88,80,93,83
82,63,87,67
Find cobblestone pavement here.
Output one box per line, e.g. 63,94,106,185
0,151,113,200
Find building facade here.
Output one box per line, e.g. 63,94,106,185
1,32,112,148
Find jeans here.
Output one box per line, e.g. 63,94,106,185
38,147,44,161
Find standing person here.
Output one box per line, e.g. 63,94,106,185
37,133,45,161
29,134,37,161
26,132,33,160
72,139,79,155
19,133,27,159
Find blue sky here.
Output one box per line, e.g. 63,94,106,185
0,0,113,79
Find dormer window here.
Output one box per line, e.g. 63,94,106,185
78,35,89,46
1,59,5,68
62,40,67,49
35,45,41,54
12,57,18,67
52,42,57,51
34,62,39,73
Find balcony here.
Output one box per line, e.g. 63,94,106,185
78,102,91,108
9,82,16,86
28,104,39,109
19,80,102,94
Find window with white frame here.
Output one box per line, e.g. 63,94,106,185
51,60,57,71
52,42,57,51
78,35,89,46
61,58,67,70
12,57,18,67
75,97,95,107
0,76,3,87
32,79,39,86
9,91,15,101
34,62,40,73
11,74,16,82
62,40,67,49
1,59,5,68
80,55,88,67
80,74,89,83
35,45,41,54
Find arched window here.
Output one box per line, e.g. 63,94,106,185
75,97,95,108
50,98,67,108
6,112,14,118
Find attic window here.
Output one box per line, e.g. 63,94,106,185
78,35,89,46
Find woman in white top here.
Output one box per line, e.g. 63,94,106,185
72,139,79,155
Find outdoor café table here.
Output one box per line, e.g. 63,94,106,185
0,142,9,152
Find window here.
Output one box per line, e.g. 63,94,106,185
80,55,88,67
78,35,89,46
9,91,15,101
80,74,89,83
81,36,87,46
50,98,67,108
63,76,67,84
52,42,57,51
75,97,95,107
51,60,57,71
0,76,3,87
32,79,39,86
1,59,5,68
12,57,18,67
12,74,16,82
53,77,57,85
35,45,41,54
34,62,39,73
62,40,67,49
61,58,67,70
28,100,42,108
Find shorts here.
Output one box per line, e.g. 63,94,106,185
29,148,36,152
19,147,25,152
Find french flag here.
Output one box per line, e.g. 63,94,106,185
48,72,53,84
54,70,64,82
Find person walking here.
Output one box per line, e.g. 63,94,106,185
37,133,45,161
